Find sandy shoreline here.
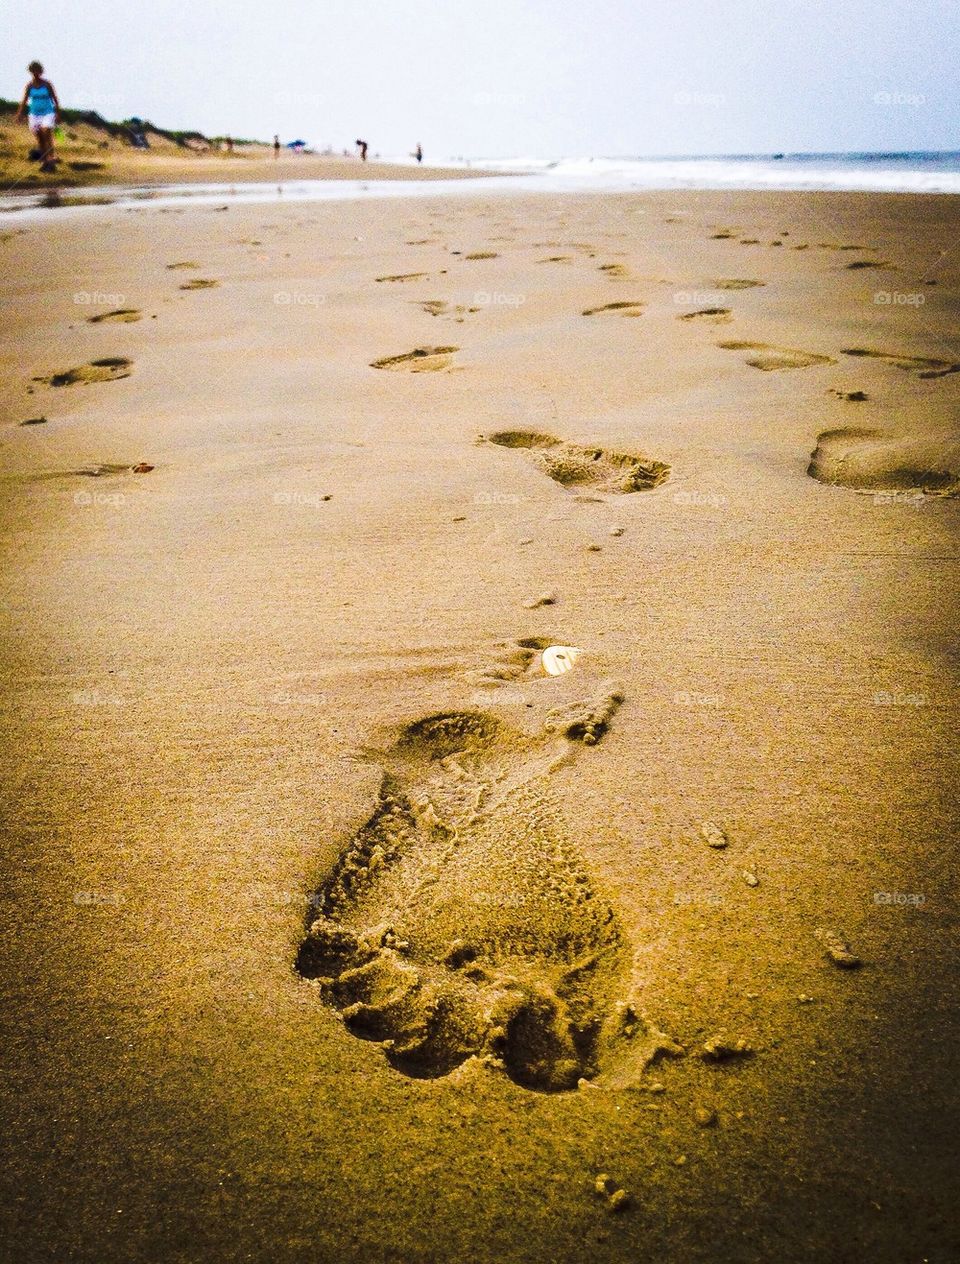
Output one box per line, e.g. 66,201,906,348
1,187,958,1263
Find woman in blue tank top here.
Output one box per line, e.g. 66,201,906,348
16,61,60,173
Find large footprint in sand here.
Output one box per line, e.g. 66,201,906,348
298,704,680,1091
808,427,960,494
485,430,670,493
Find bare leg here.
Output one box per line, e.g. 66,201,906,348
37,127,55,170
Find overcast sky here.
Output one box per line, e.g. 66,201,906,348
3,0,957,158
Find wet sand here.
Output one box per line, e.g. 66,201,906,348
1,189,958,1263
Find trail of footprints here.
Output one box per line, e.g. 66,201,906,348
296,702,683,1092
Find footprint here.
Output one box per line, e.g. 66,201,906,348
841,348,960,380
485,431,670,493
598,263,630,279
581,301,645,317
819,243,877,252
544,687,624,745
464,252,499,260
371,346,458,373
296,705,676,1091
179,278,219,290
35,462,132,481
846,260,896,271
471,636,561,687
36,358,132,387
718,341,835,371
416,300,479,321
87,309,142,324
376,273,429,283
828,388,869,402
678,308,731,324
537,256,573,264
711,279,765,290
166,261,199,270
807,427,959,494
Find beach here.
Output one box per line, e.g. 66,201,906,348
1,185,958,1263
0,107,491,190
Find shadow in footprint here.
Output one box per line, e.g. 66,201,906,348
296,705,676,1091
485,431,669,493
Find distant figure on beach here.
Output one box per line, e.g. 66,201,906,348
414,143,423,164
356,138,368,162
15,61,60,173
224,135,233,153
273,134,281,159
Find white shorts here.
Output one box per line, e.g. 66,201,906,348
29,113,56,134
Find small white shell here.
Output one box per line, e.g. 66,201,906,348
541,645,582,676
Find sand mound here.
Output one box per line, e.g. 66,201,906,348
486,430,670,493
807,427,960,494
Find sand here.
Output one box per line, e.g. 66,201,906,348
1,187,958,1263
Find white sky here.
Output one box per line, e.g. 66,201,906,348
3,0,957,158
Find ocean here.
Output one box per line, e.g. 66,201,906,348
2,151,959,216
465,151,960,194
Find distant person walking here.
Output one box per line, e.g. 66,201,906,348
273,134,281,159
414,143,423,164
224,135,234,154
355,138,368,162
15,61,60,173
